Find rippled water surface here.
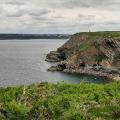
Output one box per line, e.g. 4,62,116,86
0,39,108,87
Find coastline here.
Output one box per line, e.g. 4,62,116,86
47,63,119,81
46,32,120,81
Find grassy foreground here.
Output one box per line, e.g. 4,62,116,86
0,82,120,120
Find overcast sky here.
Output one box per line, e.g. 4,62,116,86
0,0,120,34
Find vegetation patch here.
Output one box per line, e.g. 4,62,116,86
0,81,120,120
75,31,120,38
78,41,92,53
94,54,108,64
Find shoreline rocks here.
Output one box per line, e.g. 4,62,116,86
47,63,120,80
45,51,67,62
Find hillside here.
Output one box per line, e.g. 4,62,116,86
46,31,120,80
0,82,120,120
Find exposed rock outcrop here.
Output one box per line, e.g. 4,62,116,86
46,32,120,80
45,51,67,62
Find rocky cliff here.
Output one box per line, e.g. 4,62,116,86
46,32,120,80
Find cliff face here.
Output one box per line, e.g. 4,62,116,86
46,32,120,80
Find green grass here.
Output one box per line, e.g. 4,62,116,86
77,31,120,53
78,41,92,53
75,31,120,38
0,81,120,120
94,54,108,64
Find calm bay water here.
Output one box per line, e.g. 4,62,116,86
0,39,108,87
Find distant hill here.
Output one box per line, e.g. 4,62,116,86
0,34,71,40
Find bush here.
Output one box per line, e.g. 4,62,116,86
0,81,120,119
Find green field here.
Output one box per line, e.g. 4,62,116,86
0,81,120,120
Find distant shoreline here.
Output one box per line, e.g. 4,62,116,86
0,34,71,40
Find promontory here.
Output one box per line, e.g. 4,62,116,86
46,31,120,80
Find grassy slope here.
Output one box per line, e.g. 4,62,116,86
74,31,120,38
72,31,120,52
77,31,120,52
0,82,120,120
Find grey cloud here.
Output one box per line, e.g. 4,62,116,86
55,0,120,10
2,4,52,18
0,0,120,33
6,1,25,6
2,7,24,17
6,12,23,17
28,9,52,16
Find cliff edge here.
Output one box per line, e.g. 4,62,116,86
46,32,120,80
